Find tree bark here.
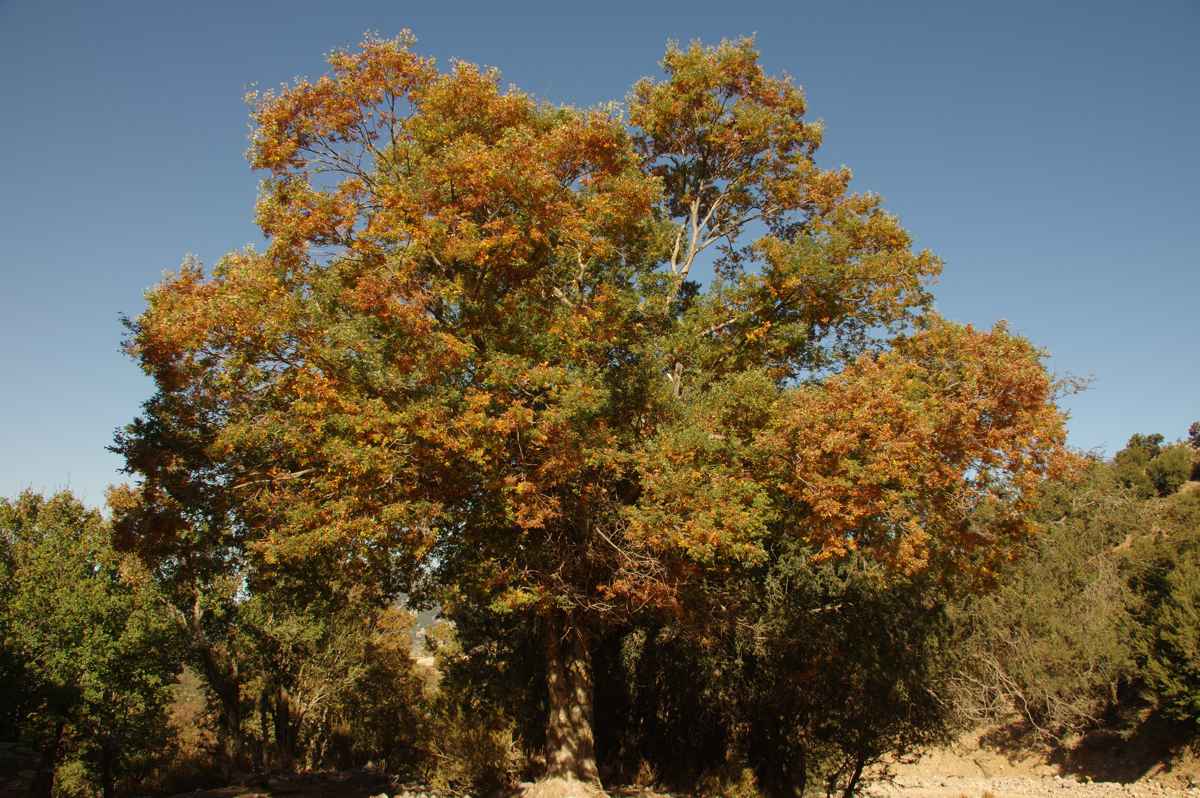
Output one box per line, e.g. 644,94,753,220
184,591,246,773
100,736,115,798
29,718,64,798
273,685,295,772
544,613,601,785
839,754,867,798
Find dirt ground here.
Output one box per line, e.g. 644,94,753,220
168,719,1200,798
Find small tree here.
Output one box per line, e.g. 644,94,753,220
1148,444,1194,497
115,33,1072,786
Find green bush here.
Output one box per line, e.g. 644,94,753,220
948,466,1141,737
1114,434,1164,499
1148,444,1195,497
1133,491,1200,725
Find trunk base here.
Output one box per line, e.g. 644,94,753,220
521,777,605,798
544,616,600,786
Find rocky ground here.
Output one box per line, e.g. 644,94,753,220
866,774,1200,798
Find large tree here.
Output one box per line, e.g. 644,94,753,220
114,33,1071,785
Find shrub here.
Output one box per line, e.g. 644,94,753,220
1149,444,1195,497
424,699,525,795
948,466,1141,737
1132,491,1200,725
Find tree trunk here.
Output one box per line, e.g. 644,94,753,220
544,613,600,785
185,593,245,773
29,718,64,798
839,754,866,798
257,688,269,771
273,686,295,772
100,736,116,798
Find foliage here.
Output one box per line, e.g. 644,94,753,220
587,553,955,798
420,616,531,793
423,700,525,795
948,464,1142,738
1113,434,1162,498
0,491,182,798
1132,490,1200,726
1148,444,1194,497
1112,433,1192,499
948,425,1200,746
113,31,1071,787
237,596,428,772
155,668,224,795
738,554,955,798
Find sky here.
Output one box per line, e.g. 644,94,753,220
0,0,1196,509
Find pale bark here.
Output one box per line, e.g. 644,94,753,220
544,614,600,785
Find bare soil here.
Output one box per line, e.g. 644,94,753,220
167,719,1200,798
866,723,1200,798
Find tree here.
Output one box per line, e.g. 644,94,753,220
1114,434,1163,498
115,33,1071,787
0,491,180,798
1113,432,1193,498
1148,444,1194,497
106,453,254,774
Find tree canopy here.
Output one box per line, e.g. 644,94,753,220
112,32,1072,785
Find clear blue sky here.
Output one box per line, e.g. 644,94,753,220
1,0,1196,508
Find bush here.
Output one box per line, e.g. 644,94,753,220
424,699,525,795
1149,444,1195,497
1133,491,1200,725
948,466,1141,738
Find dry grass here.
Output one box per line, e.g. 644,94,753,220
520,777,607,798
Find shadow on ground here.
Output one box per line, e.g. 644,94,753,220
978,711,1198,785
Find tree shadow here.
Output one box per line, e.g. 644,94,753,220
1052,713,1194,784
976,711,1195,785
